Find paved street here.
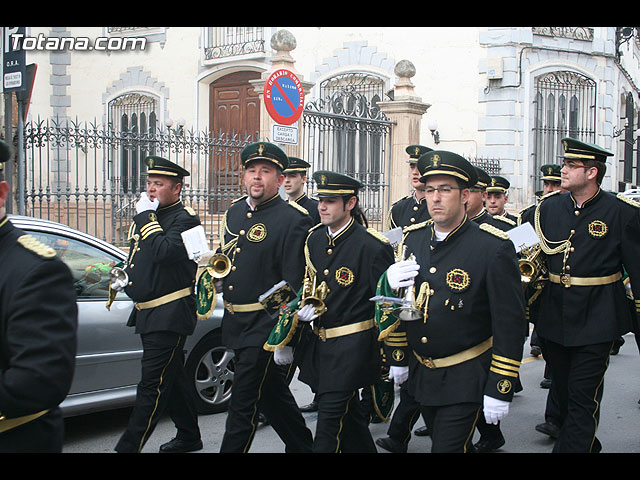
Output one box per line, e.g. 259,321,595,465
62,332,640,454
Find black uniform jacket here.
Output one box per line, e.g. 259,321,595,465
386,193,430,230
0,217,77,421
124,200,201,336
517,203,536,227
534,189,640,346
294,193,320,225
297,218,395,394
220,194,313,350
390,217,525,406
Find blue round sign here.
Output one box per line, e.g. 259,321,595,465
264,69,305,125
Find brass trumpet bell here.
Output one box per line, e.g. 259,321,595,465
209,253,232,279
391,247,423,322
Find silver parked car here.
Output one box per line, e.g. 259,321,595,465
9,215,234,417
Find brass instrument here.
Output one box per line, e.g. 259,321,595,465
208,252,232,278
300,266,329,316
109,266,129,291
391,245,423,322
518,243,548,304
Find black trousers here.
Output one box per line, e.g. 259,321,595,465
220,346,312,453
541,338,613,453
115,331,200,453
420,402,481,453
313,390,377,453
385,382,424,444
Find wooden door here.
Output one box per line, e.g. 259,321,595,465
209,71,261,212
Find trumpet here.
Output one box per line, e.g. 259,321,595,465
518,244,545,286
207,252,232,279
299,266,329,316
392,245,423,322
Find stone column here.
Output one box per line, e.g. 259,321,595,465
378,60,430,203
249,29,314,159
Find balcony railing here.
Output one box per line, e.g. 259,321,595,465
203,27,265,60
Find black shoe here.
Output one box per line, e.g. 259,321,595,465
257,412,269,426
299,401,318,413
535,422,560,439
159,438,203,453
530,345,541,357
611,337,625,355
540,378,552,389
375,436,408,453
473,433,505,453
413,425,431,437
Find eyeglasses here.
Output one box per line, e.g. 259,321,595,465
562,160,592,170
424,186,463,195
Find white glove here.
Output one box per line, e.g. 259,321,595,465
388,366,409,385
135,192,159,213
483,395,510,424
110,280,125,292
273,346,294,365
296,304,318,323
386,259,420,290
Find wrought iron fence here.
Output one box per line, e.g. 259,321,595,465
23,116,254,248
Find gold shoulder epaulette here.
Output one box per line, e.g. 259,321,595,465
519,203,536,215
288,200,309,215
184,206,196,216
231,195,248,204
479,222,509,240
17,234,57,258
403,219,432,234
494,215,517,226
617,193,640,208
366,227,390,244
308,222,324,233
390,194,411,207
539,189,562,201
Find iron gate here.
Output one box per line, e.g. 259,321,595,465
301,73,394,231
23,116,253,248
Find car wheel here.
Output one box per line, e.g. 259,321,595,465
185,331,235,415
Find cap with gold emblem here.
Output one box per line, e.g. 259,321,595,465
284,156,311,173
560,137,613,163
241,141,289,170
473,166,492,190
405,144,433,164
313,170,363,197
540,164,562,182
145,155,190,177
417,150,478,188
487,176,510,194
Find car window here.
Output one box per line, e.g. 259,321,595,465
28,231,124,299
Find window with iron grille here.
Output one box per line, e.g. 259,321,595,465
532,70,596,182
203,27,265,60
108,92,158,194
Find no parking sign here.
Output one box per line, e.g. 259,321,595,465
264,69,305,125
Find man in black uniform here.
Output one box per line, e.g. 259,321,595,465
533,137,640,453
114,156,203,453
487,175,518,223
376,145,433,453
271,170,395,452
469,167,516,232
0,140,78,453
218,142,313,453
283,156,320,225
386,145,433,230
518,164,564,228
380,150,525,453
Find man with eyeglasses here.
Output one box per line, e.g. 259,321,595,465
378,150,525,453
533,137,640,453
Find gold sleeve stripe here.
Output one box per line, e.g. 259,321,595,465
492,354,521,366
491,360,520,373
141,226,163,239
490,366,519,378
384,339,408,347
140,221,161,234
